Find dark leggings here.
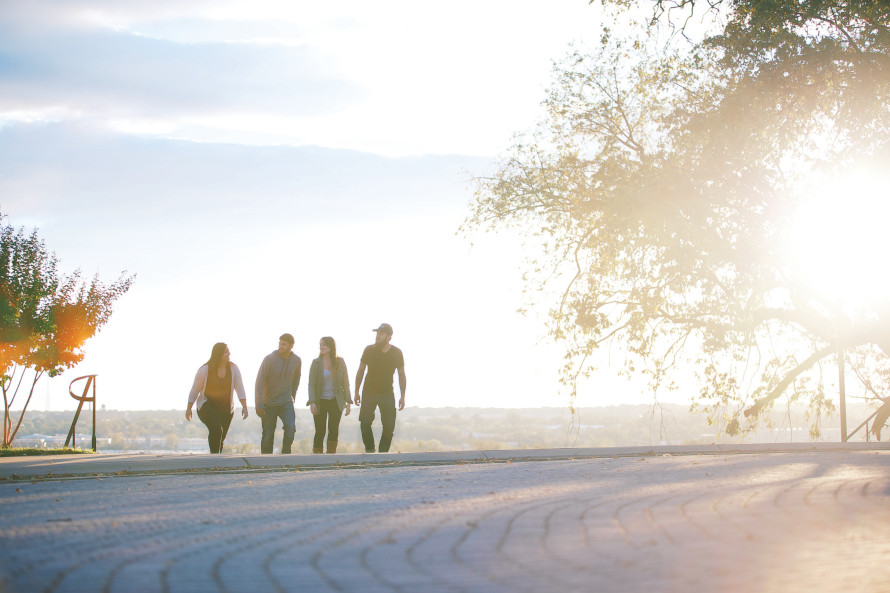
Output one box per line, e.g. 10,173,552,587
197,401,234,454
313,398,343,449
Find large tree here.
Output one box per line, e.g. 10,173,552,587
1,213,133,447
465,1,890,438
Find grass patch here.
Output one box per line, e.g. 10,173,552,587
0,447,97,457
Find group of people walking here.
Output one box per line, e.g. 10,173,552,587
186,323,406,454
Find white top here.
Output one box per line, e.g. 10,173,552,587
321,368,335,400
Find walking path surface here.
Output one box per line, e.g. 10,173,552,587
2,441,887,479
1,443,889,592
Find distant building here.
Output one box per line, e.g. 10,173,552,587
16,434,112,449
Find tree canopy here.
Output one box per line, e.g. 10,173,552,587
466,0,890,438
1,213,134,446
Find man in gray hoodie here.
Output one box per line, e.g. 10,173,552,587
255,333,302,454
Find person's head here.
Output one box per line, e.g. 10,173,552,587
319,336,336,359
207,342,230,368
372,323,393,346
278,333,295,355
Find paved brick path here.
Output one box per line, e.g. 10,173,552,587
1,450,888,592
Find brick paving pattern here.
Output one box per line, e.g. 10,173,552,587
1,450,888,592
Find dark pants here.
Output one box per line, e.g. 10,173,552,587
313,399,343,450
260,401,296,454
197,401,234,454
359,394,396,453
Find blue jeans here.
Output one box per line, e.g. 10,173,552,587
260,401,296,454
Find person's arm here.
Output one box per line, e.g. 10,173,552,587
232,363,249,419
292,356,302,399
354,360,366,406
254,358,267,418
397,366,406,411
186,366,207,420
307,360,318,415
340,359,352,415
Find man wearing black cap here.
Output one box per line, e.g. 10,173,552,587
354,323,406,453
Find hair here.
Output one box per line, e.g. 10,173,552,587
206,342,228,369
280,333,295,346
321,336,339,374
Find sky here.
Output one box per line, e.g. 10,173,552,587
0,0,667,412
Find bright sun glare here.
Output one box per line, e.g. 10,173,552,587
789,168,890,313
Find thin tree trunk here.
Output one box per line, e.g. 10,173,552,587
7,370,42,446
2,392,9,447
2,372,11,446
8,365,25,409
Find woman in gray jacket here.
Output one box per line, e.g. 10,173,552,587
307,336,352,453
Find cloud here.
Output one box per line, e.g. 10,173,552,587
0,0,607,157
0,18,360,123
0,121,488,265
0,0,225,30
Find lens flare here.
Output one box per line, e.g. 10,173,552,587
787,168,890,314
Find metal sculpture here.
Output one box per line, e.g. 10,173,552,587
64,375,97,451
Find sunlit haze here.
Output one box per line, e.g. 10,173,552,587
789,168,890,313
0,0,662,412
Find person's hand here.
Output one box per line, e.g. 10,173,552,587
344,403,351,416
398,396,405,411
241,407,249,419
185,407,192,421
256,408,265,418
354,394,361,406
310,403,318,415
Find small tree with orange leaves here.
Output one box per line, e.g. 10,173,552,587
0,213,133,447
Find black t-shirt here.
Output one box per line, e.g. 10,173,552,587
360,344,404,396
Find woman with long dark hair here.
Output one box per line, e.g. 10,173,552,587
186,342,248,453
307,336,351,453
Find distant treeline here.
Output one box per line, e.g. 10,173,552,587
11,403,875,454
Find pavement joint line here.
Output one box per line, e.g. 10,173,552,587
0,457,504,483
1,444,887,483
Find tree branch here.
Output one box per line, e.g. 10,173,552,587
743,345,834,419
